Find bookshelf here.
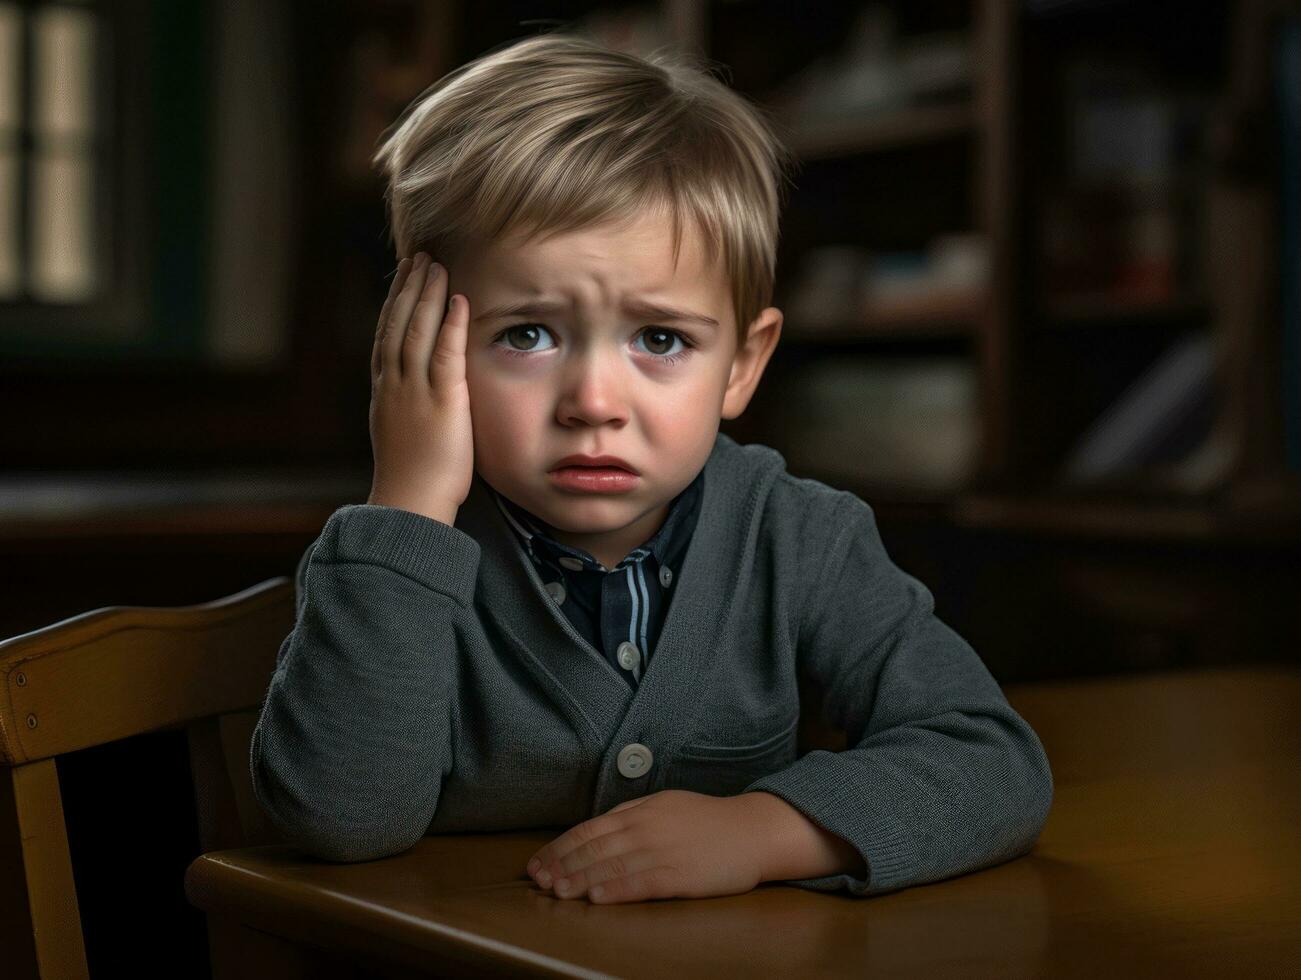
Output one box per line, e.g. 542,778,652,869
656,0,1020,500
635,0,1301,544
578,0,1301,680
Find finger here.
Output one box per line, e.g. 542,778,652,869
430,291,470,389
547,795,654,881
372,257,412,380
404,260,447,381
383,252,430,379
375,254,418,380
551,842,659,901
528,796,666,884
527,817,610,887
585,866,675,904
542,828,632,896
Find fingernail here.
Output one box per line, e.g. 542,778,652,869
537,870,552,888
527,858,540,875
555,878,570,895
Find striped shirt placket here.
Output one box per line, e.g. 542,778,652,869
486,469,703,690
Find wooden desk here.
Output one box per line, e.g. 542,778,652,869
184,667,1301,978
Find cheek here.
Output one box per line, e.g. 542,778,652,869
466,367,539,447
649,385,727,466
652,383,718,430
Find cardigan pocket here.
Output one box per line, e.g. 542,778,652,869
662,714,800,796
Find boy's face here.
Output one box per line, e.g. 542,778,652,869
447,207,782,569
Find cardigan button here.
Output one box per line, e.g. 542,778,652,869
544,581,566,604
616,743,653,779
658,565,673,587
616,641,641,671
558,556,585,571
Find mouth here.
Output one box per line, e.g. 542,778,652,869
548,465,641,493
550,455,638,474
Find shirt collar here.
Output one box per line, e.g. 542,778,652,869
490,466,705,572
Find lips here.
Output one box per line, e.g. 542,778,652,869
551,454,638,474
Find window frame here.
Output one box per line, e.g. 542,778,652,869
0,0,157,359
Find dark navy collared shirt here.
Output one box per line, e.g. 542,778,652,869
490,468,705,690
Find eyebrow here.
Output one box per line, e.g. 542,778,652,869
472,298,720,331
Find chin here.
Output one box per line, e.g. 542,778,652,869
550,489,661,526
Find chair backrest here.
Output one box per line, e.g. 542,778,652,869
0,577,293,980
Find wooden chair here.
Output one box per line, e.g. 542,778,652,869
0,577,294,980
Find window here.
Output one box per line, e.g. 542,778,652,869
2,0,294,369
1,0,102,303
0,0,157,361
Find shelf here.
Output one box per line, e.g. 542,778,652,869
4,504,347,543
1038,294,1210,327
783,289,986,342
786,471,962,514
950,491,1301,547
0,470,371,542
781,101,976,162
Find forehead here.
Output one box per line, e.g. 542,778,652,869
463,208,726,310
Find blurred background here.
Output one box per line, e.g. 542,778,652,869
1,0,1299,974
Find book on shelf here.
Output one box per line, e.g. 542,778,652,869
767,5,973,126
1039,56,1207,311
785,235,988,333
776,357,979,492
1059,330,1229,493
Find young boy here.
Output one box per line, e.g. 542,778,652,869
251,30,1052,905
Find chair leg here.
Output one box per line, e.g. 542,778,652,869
1,762,89,980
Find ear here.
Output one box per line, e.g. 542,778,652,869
721,307,783,421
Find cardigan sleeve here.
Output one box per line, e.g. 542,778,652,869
740,491,1053,896
249,504,480,862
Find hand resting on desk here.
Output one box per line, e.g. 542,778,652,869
526,788,863,904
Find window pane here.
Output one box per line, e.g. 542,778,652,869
30,148,96,301
0,4,19,132
0,147,17,297
33,4,96,138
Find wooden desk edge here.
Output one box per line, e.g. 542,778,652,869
184,853,611,980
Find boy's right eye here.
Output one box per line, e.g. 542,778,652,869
492,323,555,356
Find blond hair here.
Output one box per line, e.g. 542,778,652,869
371,29,797,346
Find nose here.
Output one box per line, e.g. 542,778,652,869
555,347,629,427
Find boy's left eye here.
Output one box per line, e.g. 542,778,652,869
491,324,696,364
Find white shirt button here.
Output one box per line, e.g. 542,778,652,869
616,743,653,778
558,556,585,571
616,641,641,671
544,581,566,604
658,565,673,587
